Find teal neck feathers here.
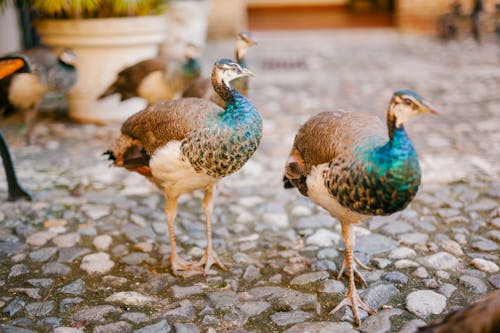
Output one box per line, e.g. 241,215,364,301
182,58,201,78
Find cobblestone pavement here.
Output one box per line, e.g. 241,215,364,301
1,30,499,333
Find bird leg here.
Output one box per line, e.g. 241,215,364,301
165,195,200,275
193,185,227,274
330,223,375,325
336,248,372,288
0,129,31,201
23,106,38,145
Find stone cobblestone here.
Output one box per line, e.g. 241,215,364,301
1,30,499,332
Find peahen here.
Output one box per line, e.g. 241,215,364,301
182,32,257,107
104,59,262,275
0,47,77,144
99,44,201,105
0,55,32,201
283,90,437,325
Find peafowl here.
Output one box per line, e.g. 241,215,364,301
283,90,437,325
99,44,201,105
182,32,257,107
0,47,77,144
104,59,262,275
0,55,32,201
418,289,500,333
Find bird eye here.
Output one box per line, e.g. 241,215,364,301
403,98,412,105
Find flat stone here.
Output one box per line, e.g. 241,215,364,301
295,214,335,229
419,252,460,270
82,204,110,220
359,308,403,333
290,271,329,285
93,321,132,333
406,290,446,318
134,241,153,253
488,274,500,289
459,275,488,294
73,305,120,323
171,285,203,299
27,278,53,288
438,283,457,298
283,322,356,333
363,283,399,309
120,312,149,324
271,310,312,326
161,300,194,321
29,247,58,262
80,252,114,274
54,328,84,333
60,297,84,313
399,233,429,245
381,221,413,235
306,228,341,247
382,271,408,284
394,259,419,269
0,242,28,256
57,247,90,263
237,301,270,317
52,233,80,248
120,252,150,265
413,267,429,278
93,235,113,251
0,326,37,333
471,239,499,251
466,198,498,211
59,279,85,295
9,264,29,278
208,291,238,308
355,234,398,255
105,291,157,306
471,258,499,273
268,288,317,311
243,265,261,282
42,262,71,275
263,213,289,228
103,275,129,288
487,230,500,242
389,247,416,259
9,288,41,299
2,297,26,316
173,323,199,333
398,319,427,333
321,279,346,294
25,301,54,316
134,320,170,333
26,231,56,247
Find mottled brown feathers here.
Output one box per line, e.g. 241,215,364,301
99,57,165,101
120,98,223,155
418,290,500,333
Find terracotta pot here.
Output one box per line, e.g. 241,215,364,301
36,15,167,124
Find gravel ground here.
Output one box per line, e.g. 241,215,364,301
0,30,499,333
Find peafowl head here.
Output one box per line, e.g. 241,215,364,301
389,90,437,129
235,32,258,62
213,58,254,87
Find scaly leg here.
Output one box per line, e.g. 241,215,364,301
194,185,227,274
165,195,200,275
24,106,38,145
0,129,31,201
337,248,372,288
330,223,375,325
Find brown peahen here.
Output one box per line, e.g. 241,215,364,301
99,44,201,105
182,32,257,107
283,90,437,325
0,47,77,144
105,59,262,275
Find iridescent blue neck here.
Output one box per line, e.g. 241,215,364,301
220,89,256,124
182,58,200,78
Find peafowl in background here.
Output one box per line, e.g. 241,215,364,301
283,90,437,325
104,59,262,275
99,44,201,105
182,32,258,107
0,47,77,144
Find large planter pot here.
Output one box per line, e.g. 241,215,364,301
36,15,167,124
160,0,211,60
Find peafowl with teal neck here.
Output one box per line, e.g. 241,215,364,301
105,58,262,276
284,90,436,325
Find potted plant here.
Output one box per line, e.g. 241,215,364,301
2,0,168,123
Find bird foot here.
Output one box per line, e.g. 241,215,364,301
170,255,202,276
337,252,371,287
193,247,227,275
329,291,376,326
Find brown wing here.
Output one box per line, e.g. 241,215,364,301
99,57,166,101
284,110,386,194
417,290,500,333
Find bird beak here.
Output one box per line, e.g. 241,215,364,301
421,100,438,115
248,38,258,46
0,59,24,80
239,66,254,77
